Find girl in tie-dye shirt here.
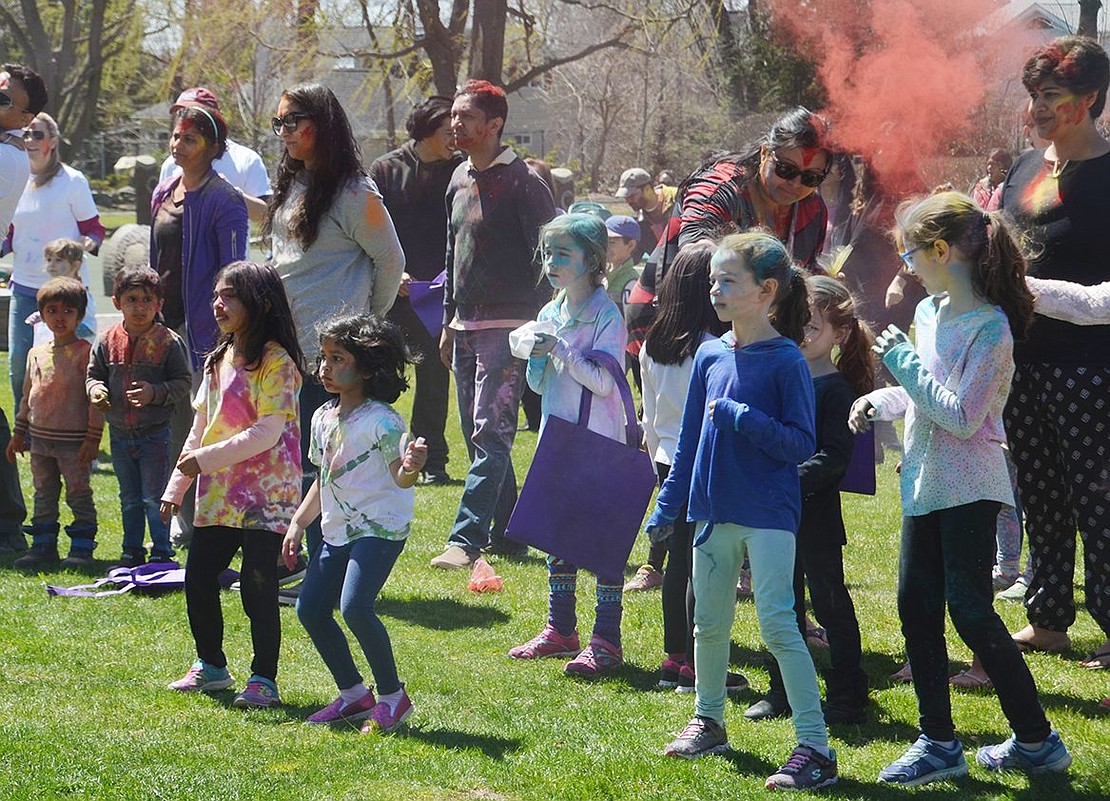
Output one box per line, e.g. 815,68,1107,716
162,261,303,710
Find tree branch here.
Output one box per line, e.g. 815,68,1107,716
503,28,639,94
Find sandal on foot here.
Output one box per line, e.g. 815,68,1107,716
1012,626,1070,654
1079,646,1110,670
949,669,993,690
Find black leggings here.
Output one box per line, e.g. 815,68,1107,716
185,526,282,681
659,463,695,657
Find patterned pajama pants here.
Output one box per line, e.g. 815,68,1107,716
1004,363,1110,636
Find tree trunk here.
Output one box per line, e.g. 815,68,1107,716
469,0,508,85
1078,1,1101,39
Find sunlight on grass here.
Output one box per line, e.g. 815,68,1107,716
0,353,1105,800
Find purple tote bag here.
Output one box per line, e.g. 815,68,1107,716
505,351,657,578
839,426,876,495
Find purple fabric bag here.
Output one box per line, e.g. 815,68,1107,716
408,270,447,339
46,561,239,598
505,351,657,578
839,427,876,495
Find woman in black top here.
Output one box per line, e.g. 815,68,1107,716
1000,36,1110,666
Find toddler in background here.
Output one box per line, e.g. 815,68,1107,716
9,276,103,569
25,238,97,345
87,266,191,567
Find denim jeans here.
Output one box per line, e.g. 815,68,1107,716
0,406,26,544
296,535,405,694
899,501,1051,743
447,327,525,552
692,521,827,747
185,525,282,681
8,289,37,407
111,427,174,559
298,376,332,559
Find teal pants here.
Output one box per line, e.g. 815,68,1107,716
692,521,828,748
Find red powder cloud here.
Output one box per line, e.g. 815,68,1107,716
767,0,1044,192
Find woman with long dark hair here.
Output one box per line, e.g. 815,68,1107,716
265,82,405,564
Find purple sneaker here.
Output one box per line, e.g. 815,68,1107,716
564,636,622,676
509,625,581,659
232,676,281,708
306,691,377,725
362,685,413,734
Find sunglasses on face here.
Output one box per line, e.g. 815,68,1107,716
271,112,312,135
22,129,45,142
769,151,828,188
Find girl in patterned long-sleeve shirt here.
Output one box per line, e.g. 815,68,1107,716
849,192,1071,785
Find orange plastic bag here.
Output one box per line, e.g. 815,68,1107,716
467,557,504,592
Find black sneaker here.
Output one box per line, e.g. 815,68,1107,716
276,555,308,586
421,469,451,485
60,549,95,569
13,546,59,570
676,665,749,695
664,715,729,758
745,693,790,720
115,551,146,569
765,744,838,790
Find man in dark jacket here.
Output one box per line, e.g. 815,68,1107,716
370,97,462,485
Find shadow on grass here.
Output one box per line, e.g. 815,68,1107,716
378,595,511,630
563,659,660,692
405,724,522,760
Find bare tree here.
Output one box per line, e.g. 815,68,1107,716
0,0,141,156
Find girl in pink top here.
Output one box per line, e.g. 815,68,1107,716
161,261,303,710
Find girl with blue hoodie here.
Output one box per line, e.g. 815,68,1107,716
648,232,835,791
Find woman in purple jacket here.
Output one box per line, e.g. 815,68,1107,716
149,103,248,370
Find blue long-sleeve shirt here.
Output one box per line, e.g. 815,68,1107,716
647,333,816,538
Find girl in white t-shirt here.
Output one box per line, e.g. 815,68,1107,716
282,313,427,733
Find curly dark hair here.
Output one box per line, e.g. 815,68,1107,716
315,313,418,403
263,83,365,248
405,96,453,142
1022,36,1110,119
206,261,304,374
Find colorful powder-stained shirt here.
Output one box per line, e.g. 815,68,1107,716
310,398,413,545
14,338,103,447
1001,149,1110,365
191,342,302,532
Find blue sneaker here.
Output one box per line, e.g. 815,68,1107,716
168,659,234,693
878,735,968,787
976,731,1071,774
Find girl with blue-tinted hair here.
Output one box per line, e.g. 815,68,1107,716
507,213,629,677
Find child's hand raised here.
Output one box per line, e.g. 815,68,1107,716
401,434,428,475
530,333,557,358
125,381,155,408
872,324,909,358
89,386,111,412
847,397,876,434
708,397,748,432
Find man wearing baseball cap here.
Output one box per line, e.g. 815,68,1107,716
614,167,675,260
158,87,271,221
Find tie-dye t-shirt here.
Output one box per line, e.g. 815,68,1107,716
310,397,413,544
193,341,302,532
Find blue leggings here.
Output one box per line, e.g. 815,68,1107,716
296,535,405,694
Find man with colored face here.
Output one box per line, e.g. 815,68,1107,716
0,63,47,552
430,80,556,569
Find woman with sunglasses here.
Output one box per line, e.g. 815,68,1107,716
625,108,834,389
263,83,404,567
3,112,105,403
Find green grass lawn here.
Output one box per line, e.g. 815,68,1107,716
0,353,1106,800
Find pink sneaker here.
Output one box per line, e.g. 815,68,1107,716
306,690,377,724
361,685,413,734
564,636,623,676
509,625,581,659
